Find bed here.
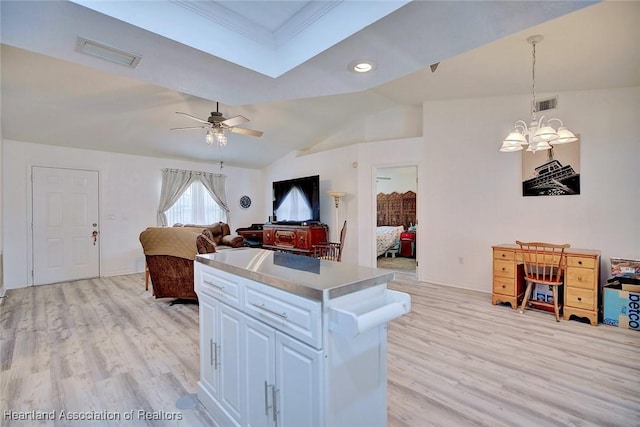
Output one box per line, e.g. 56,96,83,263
376,225,404,257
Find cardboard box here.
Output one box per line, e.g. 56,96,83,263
603,283,640,331
623,284,640,293
533,283,555,304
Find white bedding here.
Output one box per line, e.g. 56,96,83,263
376,226,404,257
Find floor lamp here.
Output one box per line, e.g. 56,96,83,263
327,191,345,241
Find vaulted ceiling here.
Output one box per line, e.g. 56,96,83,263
1,1,638,169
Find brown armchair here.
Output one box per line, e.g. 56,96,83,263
139,227,216,303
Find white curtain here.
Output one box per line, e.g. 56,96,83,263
157,168,229,226
199,172,230,224
157,169,196,226
275,185,312,221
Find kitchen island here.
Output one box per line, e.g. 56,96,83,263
194,248,411,427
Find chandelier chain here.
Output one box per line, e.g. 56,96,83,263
531,41,537,122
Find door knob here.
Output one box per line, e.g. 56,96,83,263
92,230,99,245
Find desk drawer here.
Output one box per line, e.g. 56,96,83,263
566,287,595,310
494,250,515,261
567,256,596,269
566,267,595,290
493,277,514,296
494,259,515,278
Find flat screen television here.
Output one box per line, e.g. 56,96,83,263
272,175,320,224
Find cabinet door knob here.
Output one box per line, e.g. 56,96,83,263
577,297,582,301
502,254,505,258
578,260,583,265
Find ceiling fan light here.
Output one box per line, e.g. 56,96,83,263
205,130,215,145
555,127,578,144
215,131,227,147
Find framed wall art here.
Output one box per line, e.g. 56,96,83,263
521,137,580,197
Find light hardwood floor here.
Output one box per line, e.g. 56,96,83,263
1,273,638,426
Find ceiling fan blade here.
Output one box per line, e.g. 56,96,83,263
221,115,249,128
175,111,209,124
169,125,208,131
229,127,263,137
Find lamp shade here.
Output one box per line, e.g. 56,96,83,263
504,131,527,144
499,144,524,152
531,126,559,143
526,139,552,152
500,131,526,152
555,127,578,144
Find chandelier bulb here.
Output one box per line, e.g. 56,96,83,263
205,130,214,145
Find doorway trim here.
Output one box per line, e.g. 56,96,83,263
372,162,419,279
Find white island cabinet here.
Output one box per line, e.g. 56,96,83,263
195,248,411,427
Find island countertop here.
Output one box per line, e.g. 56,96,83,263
196,247,395,300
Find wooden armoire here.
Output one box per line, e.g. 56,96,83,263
376,191,416,229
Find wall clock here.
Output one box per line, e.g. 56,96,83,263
239,195,252,209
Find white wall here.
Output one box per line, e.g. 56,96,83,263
265,86,640,294
263,147,359,263
264,137,427,270
4,86,638,293
420,86,640,291
375,166,417,194
1,140,263,289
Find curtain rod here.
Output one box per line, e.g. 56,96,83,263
162,168,224,177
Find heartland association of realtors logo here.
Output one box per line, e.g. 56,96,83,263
3,409,183,422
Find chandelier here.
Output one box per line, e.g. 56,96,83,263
205,128,227,147
500,35,577,153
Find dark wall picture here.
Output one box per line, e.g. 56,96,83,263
522,138,580,197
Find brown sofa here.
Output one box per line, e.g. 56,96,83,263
139,223,244,302
173,222,244,250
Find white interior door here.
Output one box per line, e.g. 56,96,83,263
32,166,100,285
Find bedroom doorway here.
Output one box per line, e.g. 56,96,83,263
375,166,417,276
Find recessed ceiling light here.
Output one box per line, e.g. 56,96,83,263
349,60,376,73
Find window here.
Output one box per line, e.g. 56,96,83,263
165,181,226,226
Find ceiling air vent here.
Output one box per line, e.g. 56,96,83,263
536,97,558,112
76,37,142,69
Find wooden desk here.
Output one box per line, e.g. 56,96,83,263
491,244,600,325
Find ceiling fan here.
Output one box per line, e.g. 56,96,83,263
170,102,263,146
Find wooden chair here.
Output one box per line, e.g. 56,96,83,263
312,221,346,262
516,240,570,322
